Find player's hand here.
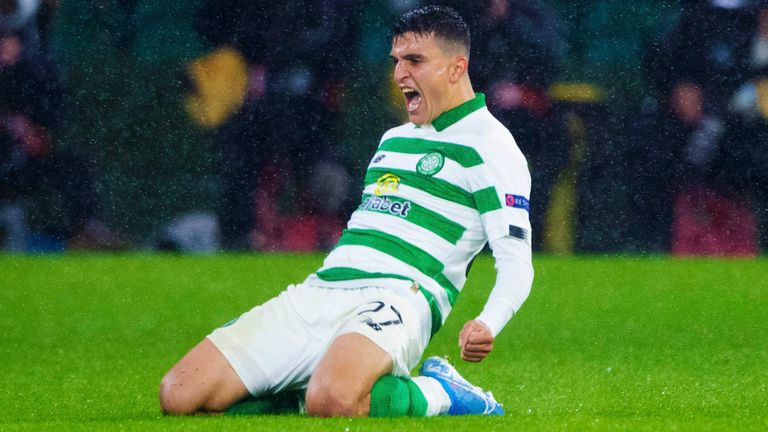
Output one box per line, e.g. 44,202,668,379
458,320,494,362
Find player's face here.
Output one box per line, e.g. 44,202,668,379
390,32,456,125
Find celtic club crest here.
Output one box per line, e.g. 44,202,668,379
416,152,445,176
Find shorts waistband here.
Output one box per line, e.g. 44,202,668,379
302,273,442,339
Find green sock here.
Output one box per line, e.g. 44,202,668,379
369,375,428,417
224,390,305,416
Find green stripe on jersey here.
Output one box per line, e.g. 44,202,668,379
335,228,459,305
418,287,443,337
432,93,487,132
379,137,483,167
359,193,466,244
473,186,502,214
316,267,412,283
315,267,444,337
366,168,474,209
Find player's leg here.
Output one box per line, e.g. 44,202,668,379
418,356,504,415
304,331,447,417
160,284,322,416
159,339,249,415
224,390,305,416
369,373,450,417
305,332,392,417
306,288,442,417
367,358,504,417
305,286,502,417
303,333,500,418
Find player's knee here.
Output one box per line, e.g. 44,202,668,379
305,381,368,417
159,372,200,415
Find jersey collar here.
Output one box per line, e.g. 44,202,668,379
430,93,486,132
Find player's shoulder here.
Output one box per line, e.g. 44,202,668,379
470,108,517,145
453,108,524,160
379,123,416,144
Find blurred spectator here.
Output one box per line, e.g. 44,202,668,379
647,0,755,117
0,0,42,53
541,0,682,253
192,0,354,251
664,83,755,255
0,0,39,28
156,211,220,253
184,47,248,130
721,85,768,252
0,29,59,125
0,29,124,251
34,0,57,49
219,66,263,252
1,0,59,55
638,1,762,256
450,0,569,251
1,28,57,250
719,0,768,251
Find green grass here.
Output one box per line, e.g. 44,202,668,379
0,254,766,431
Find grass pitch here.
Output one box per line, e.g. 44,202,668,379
0,254,766,431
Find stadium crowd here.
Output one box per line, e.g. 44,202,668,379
1,0,767,255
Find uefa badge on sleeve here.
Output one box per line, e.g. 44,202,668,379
416,152,445,176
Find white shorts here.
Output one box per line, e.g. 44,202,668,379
207,283,432,396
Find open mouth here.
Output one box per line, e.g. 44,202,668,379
402,88,422,113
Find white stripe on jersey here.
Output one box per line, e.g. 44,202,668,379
360,183,481,230
347,210,454,261
369,151,471,192
317,244,453,321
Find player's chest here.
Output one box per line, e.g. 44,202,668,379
364,148,472,195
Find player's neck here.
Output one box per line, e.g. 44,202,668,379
444,80,476,113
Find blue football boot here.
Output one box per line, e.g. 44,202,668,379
419,356,505,416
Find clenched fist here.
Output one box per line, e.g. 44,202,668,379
458,320,494,362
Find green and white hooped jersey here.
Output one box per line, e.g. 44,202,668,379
305,93,532,338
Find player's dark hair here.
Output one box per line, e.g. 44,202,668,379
391,5,470,55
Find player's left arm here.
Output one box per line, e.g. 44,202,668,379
460,235,533,362
460,136,534,362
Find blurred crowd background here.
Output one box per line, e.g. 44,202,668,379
2,0,768,256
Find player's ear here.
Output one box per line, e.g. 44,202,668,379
449,55,469,83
